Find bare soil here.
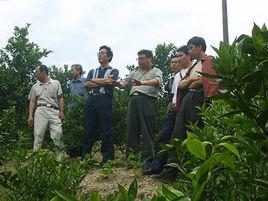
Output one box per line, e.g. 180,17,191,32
79,152,163,200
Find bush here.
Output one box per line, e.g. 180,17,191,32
1,150,90,201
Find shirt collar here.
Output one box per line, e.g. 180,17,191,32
200,54,213,62
39,77,52,86
71,76,84,82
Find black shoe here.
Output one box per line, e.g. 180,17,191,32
142,167,162,175
152,167,178,183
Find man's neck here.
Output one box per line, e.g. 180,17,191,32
173,70,180,75
140,65,151,71
181,62,192,69
41,76,49,84
73,75,81,80
196,52,206,60
100,63,109,69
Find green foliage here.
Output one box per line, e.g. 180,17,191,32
63,96,86,156
155,185,189,201
0,24,51,113
1,150,89,201
101,160,117,176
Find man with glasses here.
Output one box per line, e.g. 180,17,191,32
114,49,163,171
82,45,119,163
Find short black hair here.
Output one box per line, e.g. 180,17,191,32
137,49,153,59
177,45,189,55
38,64,49,75
170,54,179,61
99,45,113,62
187,36,207,52
71,64,83,75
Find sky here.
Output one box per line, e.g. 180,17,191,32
0,0,267,77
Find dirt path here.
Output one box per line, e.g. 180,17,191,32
79,167,162,200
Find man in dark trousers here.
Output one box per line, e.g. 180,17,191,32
114,49,163,171
144,46,192,175
156,37,219,183
82,45,119,163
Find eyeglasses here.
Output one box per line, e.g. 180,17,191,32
171,61,180,64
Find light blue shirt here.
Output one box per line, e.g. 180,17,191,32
69,77,86,96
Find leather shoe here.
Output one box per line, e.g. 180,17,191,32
152,167,178,183
142,167,162,175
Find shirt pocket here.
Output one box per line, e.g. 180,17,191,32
49,90,57,98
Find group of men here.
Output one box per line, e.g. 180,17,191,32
27,36,219,182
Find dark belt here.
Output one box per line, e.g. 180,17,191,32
88,93,109,97
188,88,203,93
37,104,59,110
131,91,157,100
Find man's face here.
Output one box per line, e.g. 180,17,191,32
188,44,202,60
34,67,43,82
71,66,80,79
98,48,110,64
170,57,180,73
137,54,151,70
177,51,190,67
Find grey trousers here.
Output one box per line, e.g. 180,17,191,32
34,106,64,160
126,94,156,164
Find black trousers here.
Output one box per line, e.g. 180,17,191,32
126,94,156,165
152,109,177,169
171,91,204,140
82,95,114,162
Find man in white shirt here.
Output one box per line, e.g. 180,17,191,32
144,46,191,175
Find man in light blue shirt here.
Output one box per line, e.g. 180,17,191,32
70,64,86,96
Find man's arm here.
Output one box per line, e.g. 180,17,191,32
178,77,201,89
58,97,64,121
28,100,36,127
113,80,126,88
132,79,159,86
84,76,114,88
188,77,203,89
132,68,163,87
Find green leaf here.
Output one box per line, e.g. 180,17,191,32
53,191,77,201
89,191,101,201
252,23,266,53
257,109,268,129
254,178,268,188
244,78,262,99
192,171,211,201
165,162,180,169
128,178,138,201
218,142,240,159
118,184,128,201
242,70,261,82
213,152,235,169
186,139,206,160
161,185,186,200
219,110,241,118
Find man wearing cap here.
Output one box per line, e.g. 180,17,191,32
28,64,65,161
114,49,163,171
